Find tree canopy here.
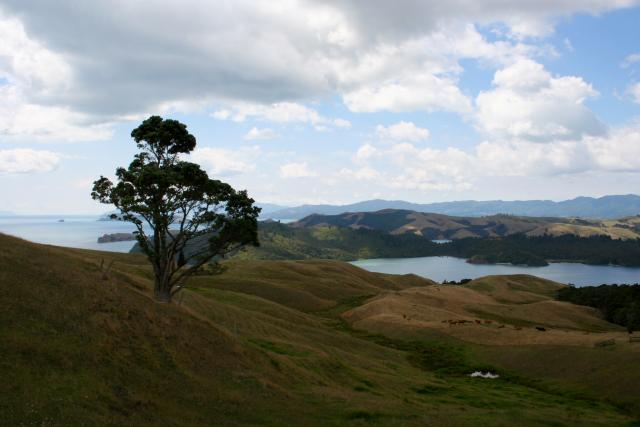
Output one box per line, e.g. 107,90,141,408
92,116,260,302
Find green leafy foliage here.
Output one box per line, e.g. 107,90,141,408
557,285,640,332
92,116,260,301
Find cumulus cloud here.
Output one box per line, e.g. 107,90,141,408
213,102,323,124
0,1,634,139
584,122,640,171
348,117,640,193
351,141,476,191
376,121,429,142
0,86,113,141
190,146,261,176
244,127,279,140
476,59,605,142
0,148,60,173
212,102,349,131
386,144,476,191
323,0,636,40
344,74,472,114
279,162,316,178
0,17,112,141
476,139,592,176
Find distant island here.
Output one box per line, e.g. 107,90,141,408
97,233,136,243
262,194,640,220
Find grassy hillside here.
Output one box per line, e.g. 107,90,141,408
233,221,444,261
131,220,640,267
343,274,640,416
231,222,640,266
2,233,639,425
292,209,640,240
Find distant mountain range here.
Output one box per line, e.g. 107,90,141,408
261,195,640,220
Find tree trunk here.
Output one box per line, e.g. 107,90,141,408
154,276,172,303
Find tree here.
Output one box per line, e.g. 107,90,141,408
92,116,260,303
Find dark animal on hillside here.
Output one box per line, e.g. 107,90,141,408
535,326,546,332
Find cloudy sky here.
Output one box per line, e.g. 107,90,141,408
1,1,640,213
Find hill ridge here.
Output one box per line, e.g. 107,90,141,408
264,194,640,220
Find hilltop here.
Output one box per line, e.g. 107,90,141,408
3,233,639,425
264,195,640,220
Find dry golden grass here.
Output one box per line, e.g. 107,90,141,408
2,233,637,426
343,274,625,347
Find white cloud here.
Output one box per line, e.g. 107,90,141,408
0,148,60,173
211,109,231,120
212,102,348,131
476,59,604,142
621,53,640,68
584,122,640,171
355,143,379,162
244,127,279,140
338,166,380,181
476,139,592,176
333,118,352,128
386,144,476,191
190,146,261,176
279,162,316,178
347,117,640,194
213,102,322,124
0,0,632,141
0,86,113,141
376,121,429,142
343,74,472,114
0,17,112,141
351,141,477,191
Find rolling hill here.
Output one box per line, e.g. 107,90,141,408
3,233,640,425
292,209,640,240
264,194,640,220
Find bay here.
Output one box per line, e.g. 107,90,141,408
0,215,138,253
351,256,640,287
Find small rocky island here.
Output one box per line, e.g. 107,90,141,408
97,233,136,243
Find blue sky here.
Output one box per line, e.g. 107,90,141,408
1,1,640,213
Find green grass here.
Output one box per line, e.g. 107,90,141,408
1,233,638,426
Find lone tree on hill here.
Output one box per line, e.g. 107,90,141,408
92,116,260,303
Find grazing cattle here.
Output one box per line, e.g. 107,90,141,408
535,327,546,332
498,325,505,329
475,320,482,324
